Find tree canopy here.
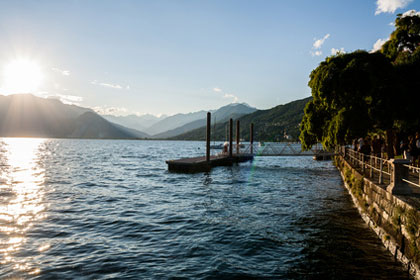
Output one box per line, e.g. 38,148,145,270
300,13,420,151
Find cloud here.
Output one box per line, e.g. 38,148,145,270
331,47,345,55
313,34,330,49
44,94,83,105
310,34,330,56
375,0,413,15
402,9,420,17
371,38,388,52
52,67,70,76
223,93,239,103
311,50,322,56
92,106,129,116
212,87,239,102
91,80,129,90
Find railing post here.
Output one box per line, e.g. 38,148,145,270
379,160,383,184
370,156,373,178
362,154,365,173
386,159,412,195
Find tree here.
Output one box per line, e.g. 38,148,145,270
300,51,394,150
381,12,420,62
300,13,420,155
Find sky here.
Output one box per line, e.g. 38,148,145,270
0,0,419,116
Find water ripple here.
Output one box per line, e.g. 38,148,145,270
0,139,411,279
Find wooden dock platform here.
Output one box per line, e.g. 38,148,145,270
166,113,254,173
166,154,254,173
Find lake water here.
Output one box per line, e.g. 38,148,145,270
0,139,411,279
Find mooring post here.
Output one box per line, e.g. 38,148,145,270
236,120,240,155
250,123,254,154
206,112,211,163
229,118,233,158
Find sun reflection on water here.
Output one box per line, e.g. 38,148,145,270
0,138,47,276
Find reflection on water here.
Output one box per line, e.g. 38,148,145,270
0,138,46,276
0,139,411,278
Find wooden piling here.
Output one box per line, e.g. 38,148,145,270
206,112,211,162
236,120,240,154
250,123,254,154
229,119,233,158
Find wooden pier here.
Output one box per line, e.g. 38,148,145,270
166,112,254,173
166,154,253,173
166,112,334,173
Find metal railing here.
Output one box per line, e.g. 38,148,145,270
402,164,420,188
342,147,392,185
241,142,330,156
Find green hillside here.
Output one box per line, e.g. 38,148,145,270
171,97,311,141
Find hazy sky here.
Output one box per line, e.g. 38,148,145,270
0,0,418,116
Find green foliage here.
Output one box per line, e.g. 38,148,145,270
405,208,419,239
409,240,420,262
381,13,420,61
300,51,394,149
392,206,404,227
300,13,420,150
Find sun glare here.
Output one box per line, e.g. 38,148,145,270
2,59,44,95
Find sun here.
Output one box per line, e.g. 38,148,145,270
2,59,44,94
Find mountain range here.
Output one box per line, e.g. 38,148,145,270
102,103,256,138
171,97,311,142
102,114,166,133
0,94,148,139
0,94,311,141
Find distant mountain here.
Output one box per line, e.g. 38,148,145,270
145,110,208,135
0,94,149,139
70,111,148,139
172,97,311,141
153,103,257,138
102,114,166,132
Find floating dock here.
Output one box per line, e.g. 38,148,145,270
166,154,253,173
166,113,254,173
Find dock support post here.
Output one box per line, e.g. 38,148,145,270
250,123,254,154
229,119,233,158
236,120,240,155
206,112,211,162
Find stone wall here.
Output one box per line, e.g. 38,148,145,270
335,155,420,279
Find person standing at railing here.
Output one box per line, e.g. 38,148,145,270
353,139,358,151
357,137,364,152
372,135,382,158
401,136,415,162
409,134,418,166
360,137,371,155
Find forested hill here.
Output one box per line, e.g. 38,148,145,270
171,97,311,141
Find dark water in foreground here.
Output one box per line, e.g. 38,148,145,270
0,139,411,279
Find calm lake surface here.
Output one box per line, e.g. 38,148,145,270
0,139,411,279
